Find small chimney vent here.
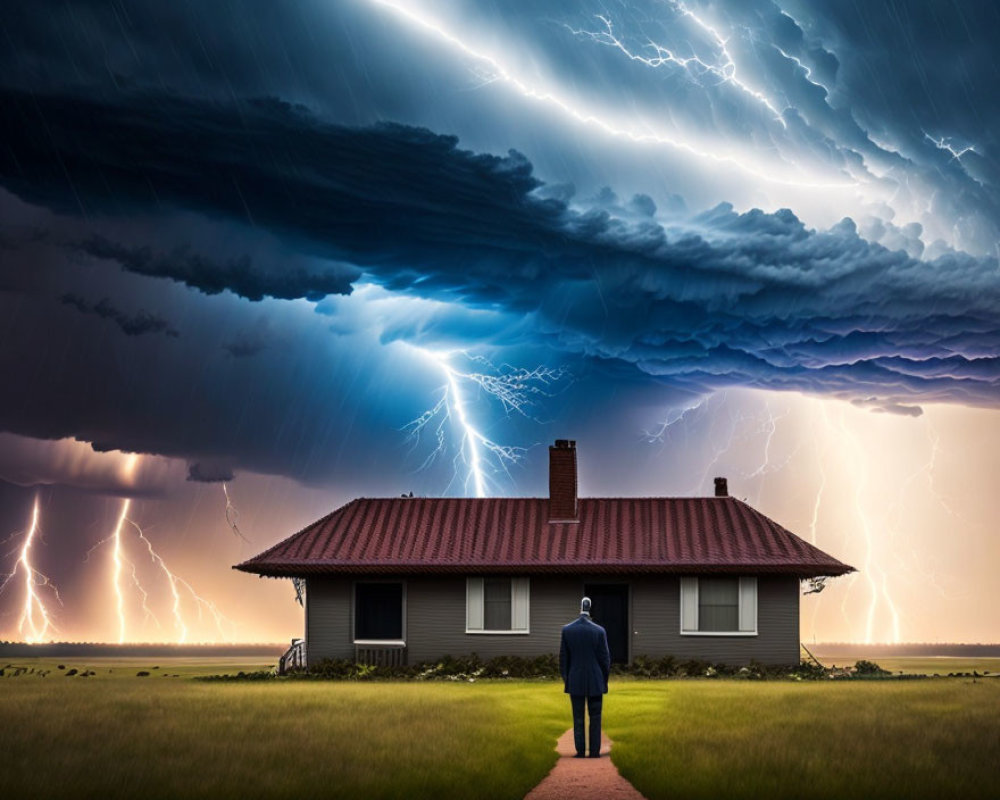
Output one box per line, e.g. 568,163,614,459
714,477,728,497
549,439,578,521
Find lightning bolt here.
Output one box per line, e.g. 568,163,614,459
83,454,235,642
88,511,236,643
107,453,141,642
127,519,187,642
835,408,896,644
365,0,856,189
110,498,131,644
773,46,829,94
569,10,786,125
405,349,563,497
222,483,251,543
924,132,982,188
133,517,235,641
746,400,779,479
808,402,830,546
642,395,710,444
924,132,976,161
0,496,61,643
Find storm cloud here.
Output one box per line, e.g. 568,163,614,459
61,293,180,338
1,87,997,420
0,0,999,490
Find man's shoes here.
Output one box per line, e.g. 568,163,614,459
588,753,601,758
573,753,586,758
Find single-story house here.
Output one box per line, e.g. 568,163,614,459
235,440,854,668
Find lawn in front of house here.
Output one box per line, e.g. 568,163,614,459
603,678,1000,800
4,657,1000,799
0,658,566,799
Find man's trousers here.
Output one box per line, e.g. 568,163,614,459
570,694,603,757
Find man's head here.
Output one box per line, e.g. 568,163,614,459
580,596,592,615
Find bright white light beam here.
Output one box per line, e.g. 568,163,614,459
365,0,856,190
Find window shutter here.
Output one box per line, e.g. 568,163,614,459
680,577,698,632
739,577,757,633
511,578,530,632
466,578,484,632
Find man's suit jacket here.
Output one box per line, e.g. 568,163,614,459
559,614,611,696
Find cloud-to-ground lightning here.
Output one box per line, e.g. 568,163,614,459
107,453,141,643
88,509,236,643
130,516,234,641
834,408,899,644
110,498,131,643
81,455,235,642
365,0,856,189
0,496,61,642
128,518,186,642
405,349,564,497
222,482,250,543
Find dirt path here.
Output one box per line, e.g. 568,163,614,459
523,728,647,800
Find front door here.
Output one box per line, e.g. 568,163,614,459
583,583,629,664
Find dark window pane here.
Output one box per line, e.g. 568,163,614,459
355,583,403,640
699,577,739,632
483,578,511,630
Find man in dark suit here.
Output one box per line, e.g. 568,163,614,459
559,596,611,758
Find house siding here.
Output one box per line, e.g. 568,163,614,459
407,576,580,662
631,575,800,665
305,578,352,662
305,573,800,668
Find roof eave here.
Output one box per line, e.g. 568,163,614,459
233,561,856,579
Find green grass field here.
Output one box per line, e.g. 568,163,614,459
2,657,998,799
605,678,1000,800
0,657,566,799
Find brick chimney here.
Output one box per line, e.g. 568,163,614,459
714,476,728,497
549,439,578,521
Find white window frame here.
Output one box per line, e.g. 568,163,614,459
466,577,530,634
351,579,407,645
680,576,757,636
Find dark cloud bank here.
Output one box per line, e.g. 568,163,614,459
1,85,998,484
3,88,997,404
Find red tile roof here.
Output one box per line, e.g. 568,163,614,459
234,497,854,578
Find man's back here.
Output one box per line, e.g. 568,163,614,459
560,614,611,697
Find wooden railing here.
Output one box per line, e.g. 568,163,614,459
355,643,407,667
278,638,306,674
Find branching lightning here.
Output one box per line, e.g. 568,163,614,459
78,453,236,642
405,349,564,497
365,0,856,189
128,519,187,642
88,509,235,643
924,132,976,161
0,497,61,643
569,10,786,126
642,396,710,443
